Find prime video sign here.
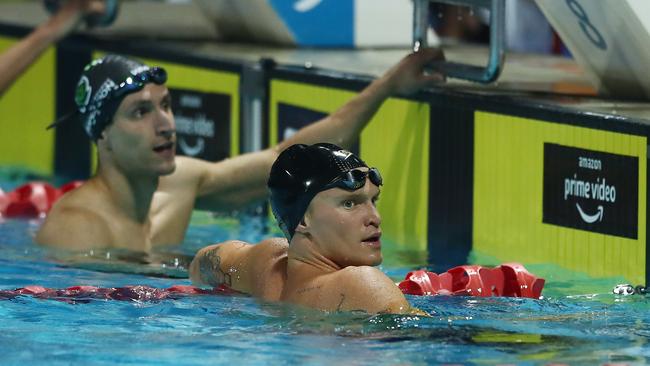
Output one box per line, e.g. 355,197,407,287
543,143,638,239
564,176,616,213
170,89,231,161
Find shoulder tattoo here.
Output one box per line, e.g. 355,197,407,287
200,247,232,287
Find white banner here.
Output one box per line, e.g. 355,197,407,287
536,0,650,99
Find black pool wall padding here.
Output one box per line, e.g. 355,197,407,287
427,96,474,271
54,42,93,181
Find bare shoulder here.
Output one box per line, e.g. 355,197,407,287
193,238,287,267
333,266,411,314
247,238,288,300
171,155,204,173
190,238,287,300
213,238,287,272
336,266,397,290
189,240,252,287
207,239,252,260
250,237,289,258
159,156,204,188
36,201,112,250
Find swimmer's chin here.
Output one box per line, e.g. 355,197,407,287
158,162,177,176
369,255,383,267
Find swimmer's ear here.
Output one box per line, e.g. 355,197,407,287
99,129,112,151
295,218,309,235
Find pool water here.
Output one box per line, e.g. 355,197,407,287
2,178,650,365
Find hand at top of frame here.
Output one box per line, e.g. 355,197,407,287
43,0,108,40
382,47,446,96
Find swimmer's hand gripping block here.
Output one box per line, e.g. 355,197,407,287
398,263,545,299
43,0,119,28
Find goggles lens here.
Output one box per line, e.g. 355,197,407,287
112,67,167,100
325,168,382,191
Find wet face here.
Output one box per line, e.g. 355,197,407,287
101,83,176,177
300,172,382,268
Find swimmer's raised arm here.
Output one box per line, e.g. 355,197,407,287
191,48,445,210
271,48,446,150
0,0,106,97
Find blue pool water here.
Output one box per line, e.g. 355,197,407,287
1,177,650,365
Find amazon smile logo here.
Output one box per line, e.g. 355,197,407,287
576,203,603,223
543,143,638,239
175,113,215,157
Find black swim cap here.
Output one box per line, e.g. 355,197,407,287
48,54,167,140
268,143,372,240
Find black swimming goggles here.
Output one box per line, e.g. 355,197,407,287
46,67,168,134
323,168,383,191
111,67,168,100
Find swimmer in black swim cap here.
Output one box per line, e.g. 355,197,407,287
268,143,382,240
191,143,426,315
48,54,168,140
38,48,445,255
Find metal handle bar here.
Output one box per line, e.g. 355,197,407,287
413,0,505,83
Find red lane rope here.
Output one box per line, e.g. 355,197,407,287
0,181,84,218
398,263,545,299
2,263,543,303
0,284,237,303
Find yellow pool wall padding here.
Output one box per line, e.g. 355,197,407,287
473,110,647,283
0,36,56,175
